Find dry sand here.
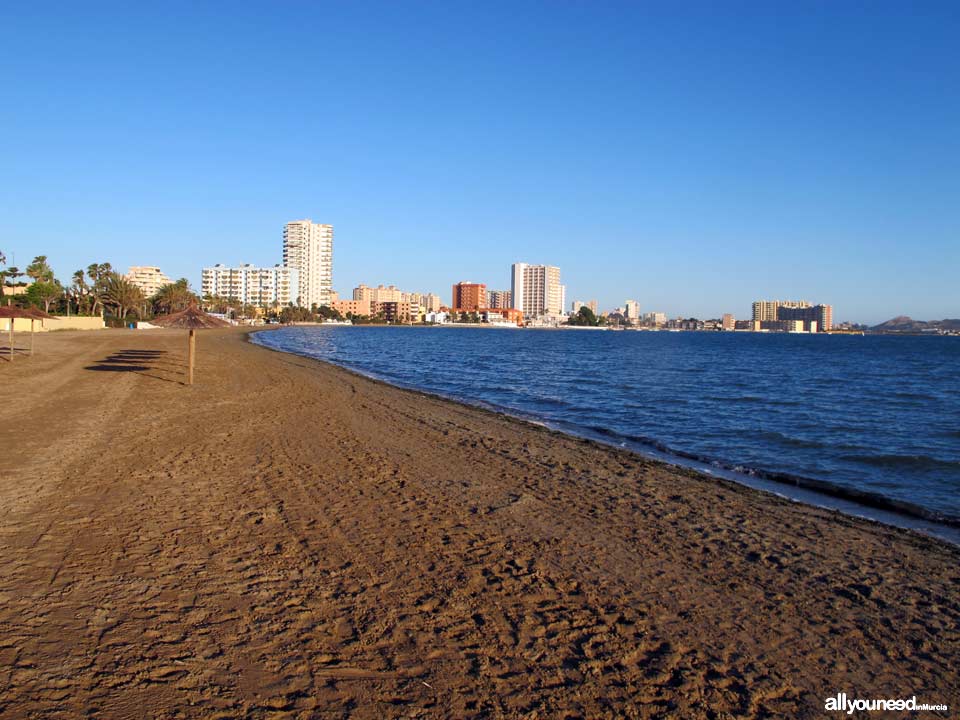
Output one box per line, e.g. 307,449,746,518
0,328,957,719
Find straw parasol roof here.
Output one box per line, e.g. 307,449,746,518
151,305,231,329
150,305,230,384
0,306,34,320
21,307,58,321
0,306,35,362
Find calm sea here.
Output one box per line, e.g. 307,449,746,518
253,327,960,536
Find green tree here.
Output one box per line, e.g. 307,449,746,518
26,279,63,313
317,304,343,320
0,264,20,298
86,263,114,316
567,306,601,327
101,273,144,320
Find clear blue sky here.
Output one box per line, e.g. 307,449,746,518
1,1,957,324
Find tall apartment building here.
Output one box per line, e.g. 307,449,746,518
625,300,641,323
126,266,172,297
752,299,832,332
511,263,565,318
452,282,487,311
353,284,405,303
487,289,512,309
283,219,333,308
410,292,442,313
201,264,297,307
722,313,735,330
752,300,811,322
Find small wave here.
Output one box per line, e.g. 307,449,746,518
892,391,936,401
840,453,960,472
758,430,827,450
704,395,764,403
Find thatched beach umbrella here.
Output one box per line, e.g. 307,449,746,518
0,305,34,362
150,305,230,384
20,307,58,356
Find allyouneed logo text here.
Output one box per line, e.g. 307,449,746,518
825,693,949,715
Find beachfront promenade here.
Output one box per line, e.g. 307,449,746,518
1,328,957,718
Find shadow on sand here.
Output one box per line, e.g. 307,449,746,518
85,350,183,384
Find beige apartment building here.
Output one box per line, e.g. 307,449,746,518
487,289,512,309
511,263,565,318
752,300,811,322
752,300,833,332
126,266,172,297
283,219,333,308
353,284,405,303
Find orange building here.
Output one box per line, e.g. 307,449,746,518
451,282,487,312
490,307,524,326
331,299,372,317
375,301,412,323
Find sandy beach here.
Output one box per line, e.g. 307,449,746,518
1,327,957,719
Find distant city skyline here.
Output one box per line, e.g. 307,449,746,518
2,3,958,325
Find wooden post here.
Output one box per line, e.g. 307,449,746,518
7,320,12,363
188,329,196,385
30,319,35,356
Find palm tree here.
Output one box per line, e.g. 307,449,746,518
152,279,197,315
101,273,144,321
25,256,54,283
86,263,113,316
68,270,90,315
2,266,20,297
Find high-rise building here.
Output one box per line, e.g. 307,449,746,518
283,219,333,308
410,292,442,313
201,264,297,307
511,263,565,318
625,300,640,323
722,313,735,330
752,300,832,332
452,282,487,311
487,289,512,309
642,311,666,326
353,284,403,302
752,300,811,323
126,266,172,297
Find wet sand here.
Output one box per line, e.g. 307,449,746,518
1,328,957,718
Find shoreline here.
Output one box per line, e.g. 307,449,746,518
250,327,960,547
2,327,957,717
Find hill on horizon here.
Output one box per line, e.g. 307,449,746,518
872,317,960,332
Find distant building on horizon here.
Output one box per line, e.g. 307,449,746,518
201,264,297,307
572,300,600,316
354,284,403,303
722,313,735,330
752,299,833,332
283,219,333,308
452,281,486,312
625,300,640,323
752,300,810,323
487,289,512,309
126,266,171,297
642,311,666,327
511,263,565,319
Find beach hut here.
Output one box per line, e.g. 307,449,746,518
150,305,230,384
20,307,58,356
0,306,35,362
